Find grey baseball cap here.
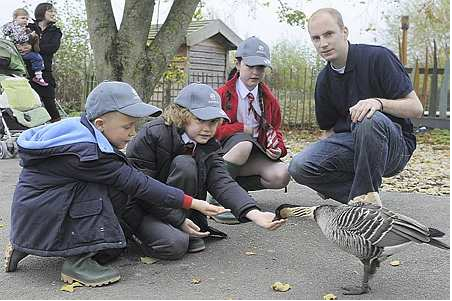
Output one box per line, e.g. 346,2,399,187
85,81,162,120
175,83,230,122
236,36,272,68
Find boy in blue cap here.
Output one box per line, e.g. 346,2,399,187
5,81,226,287
126,83,286,257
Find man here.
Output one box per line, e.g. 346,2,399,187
288,8,423,205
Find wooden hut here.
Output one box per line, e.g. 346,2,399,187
148,19,242,106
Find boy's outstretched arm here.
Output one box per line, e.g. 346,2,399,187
246,209,286,230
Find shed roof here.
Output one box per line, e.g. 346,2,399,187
148,19,242,50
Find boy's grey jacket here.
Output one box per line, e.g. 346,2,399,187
10,115,186,257
126,117,259,226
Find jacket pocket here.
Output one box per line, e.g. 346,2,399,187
69,198,103,218
68,197,105,245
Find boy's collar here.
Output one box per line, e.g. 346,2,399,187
181,132,197,146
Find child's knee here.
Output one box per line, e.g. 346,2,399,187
170,155,197,178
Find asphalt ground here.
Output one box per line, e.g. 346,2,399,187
0,158,449,299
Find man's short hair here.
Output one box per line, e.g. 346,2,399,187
309,8,345,29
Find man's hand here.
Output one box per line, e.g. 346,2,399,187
191,198,230,216
180,218,210,237
349,98,383,123
246,209,286,230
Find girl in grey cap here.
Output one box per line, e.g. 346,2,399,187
126,83,286,258
214,37,290,224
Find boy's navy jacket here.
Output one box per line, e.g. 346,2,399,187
10,115,186,257
126,117,258,226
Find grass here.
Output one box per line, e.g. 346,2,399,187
415,129,450,146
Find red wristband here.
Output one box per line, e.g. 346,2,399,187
182,195,193,209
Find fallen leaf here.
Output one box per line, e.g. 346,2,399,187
60,282,83,292
323,293,337,300
0,224,5,229
271,281,291,292
390,260,400,266
245,251,256,256
191,277,201,284
140,256,159,264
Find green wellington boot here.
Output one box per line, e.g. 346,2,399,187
208,161,242,224
61,252,121,287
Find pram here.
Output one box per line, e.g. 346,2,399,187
0,39,50,159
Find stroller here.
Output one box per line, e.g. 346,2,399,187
0,39,50,159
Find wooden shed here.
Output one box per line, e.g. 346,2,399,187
148,19,242,106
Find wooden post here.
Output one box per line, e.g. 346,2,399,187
421,46,429,108
413,58,420,96
401,16,409,65
428,40,438,117
438,58,449,119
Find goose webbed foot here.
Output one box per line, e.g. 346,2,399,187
342,284,370,295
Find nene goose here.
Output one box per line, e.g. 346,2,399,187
275,198,450,295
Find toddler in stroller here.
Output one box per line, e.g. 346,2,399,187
0,38,50,159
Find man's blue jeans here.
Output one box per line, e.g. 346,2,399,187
288,112,412,203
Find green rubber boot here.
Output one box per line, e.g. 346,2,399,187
61,252,121,287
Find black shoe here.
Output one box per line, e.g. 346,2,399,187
4,241,28,272
188,237,205,253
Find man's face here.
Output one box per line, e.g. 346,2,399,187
308,12,349,67
95,112,138,149
236,61,266,90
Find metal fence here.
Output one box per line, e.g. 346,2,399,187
146,70,319,129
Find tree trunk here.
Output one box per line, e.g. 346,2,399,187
85,0,200,103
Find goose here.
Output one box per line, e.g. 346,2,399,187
275,199,449,295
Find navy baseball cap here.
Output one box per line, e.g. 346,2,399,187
85,81,162,120
175,83,230,122
236,36,272,68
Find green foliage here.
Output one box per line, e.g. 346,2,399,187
192,1,205,21
52,0,93,113
268,40,321,90
416,129,450,145
276,1,307,28
382,0,450,66
162,56,187,84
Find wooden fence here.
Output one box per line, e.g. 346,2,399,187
406,41,450,129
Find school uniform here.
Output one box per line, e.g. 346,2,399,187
126,117,260,258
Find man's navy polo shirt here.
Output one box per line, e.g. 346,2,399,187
314,43,416,153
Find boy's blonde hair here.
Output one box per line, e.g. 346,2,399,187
13,8,29,19
162,103,195,128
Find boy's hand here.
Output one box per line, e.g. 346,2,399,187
191,198,230,216
180,218,210,237
246,209,286,230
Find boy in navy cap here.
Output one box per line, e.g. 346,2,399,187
214,36,290,224
5,81,226,287
126,83,286,257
